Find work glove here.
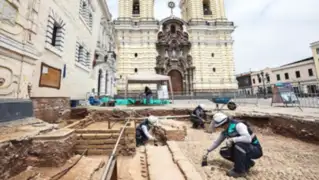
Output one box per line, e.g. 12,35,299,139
226,138,234,147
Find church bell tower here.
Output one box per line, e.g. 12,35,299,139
115,0,158,93
118,0,155,20
179,0,238,91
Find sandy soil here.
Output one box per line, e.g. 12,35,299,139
117,147,149,180
59,156,104,180
177,122,319,180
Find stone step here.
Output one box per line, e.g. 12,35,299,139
75,129,120,134
75,149,117,155
75,143,136,150
77,133,121,139
77,133,135,139
77,138,135,145
75,128,135,133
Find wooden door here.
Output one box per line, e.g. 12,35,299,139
168,70,183,93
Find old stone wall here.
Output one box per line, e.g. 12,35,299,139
0,131,76,179
31,97,70,123
75,125,136,156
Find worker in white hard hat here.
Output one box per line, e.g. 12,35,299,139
190,104,207,129
203,112,263,178
136,115,158,146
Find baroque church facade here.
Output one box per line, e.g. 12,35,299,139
114,0,237,94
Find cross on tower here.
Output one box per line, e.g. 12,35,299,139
168,1,176,16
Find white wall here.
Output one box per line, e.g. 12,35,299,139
271,61,317,83
31,0,102,99
250,60,318,94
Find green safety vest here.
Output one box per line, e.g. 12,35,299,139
223,120,260,145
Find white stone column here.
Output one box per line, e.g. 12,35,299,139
219,0,226,19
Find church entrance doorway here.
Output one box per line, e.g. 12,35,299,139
168,70,183,93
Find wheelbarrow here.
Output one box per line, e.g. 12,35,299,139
211,97,237,111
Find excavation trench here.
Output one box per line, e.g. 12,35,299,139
2,108,319,180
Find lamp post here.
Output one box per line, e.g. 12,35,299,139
257,71,269,99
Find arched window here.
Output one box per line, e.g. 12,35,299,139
104,55,108,62
132,0,140,15
203,0,212,15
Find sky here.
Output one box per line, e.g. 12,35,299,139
107,0,319,74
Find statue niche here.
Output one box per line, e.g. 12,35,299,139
155,18,195,94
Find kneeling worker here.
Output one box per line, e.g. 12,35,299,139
136,115,158,146
203,112,263,178
190,104,207,128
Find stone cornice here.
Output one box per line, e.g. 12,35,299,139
114,26,159,31
114,19,159,26
0,34,40,60
97,0,112,20
189,40,234,44
117,40,233,45
310,41,319,47
187,27,235,32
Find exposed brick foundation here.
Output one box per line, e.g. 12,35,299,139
31,97,70,123
0,132,76,179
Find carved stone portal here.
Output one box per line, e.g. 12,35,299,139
155,18,195,94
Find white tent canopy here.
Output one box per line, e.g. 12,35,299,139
125,73,174,103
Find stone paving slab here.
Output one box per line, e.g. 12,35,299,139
167,141,203,180
0,119,58,143
33,128,74,140
146,145,185,180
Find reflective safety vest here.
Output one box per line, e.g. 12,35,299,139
222,120,260,146
136,119,151,132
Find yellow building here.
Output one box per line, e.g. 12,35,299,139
310,41,319,80
114,0,237,94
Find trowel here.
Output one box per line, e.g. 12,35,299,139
201,154,208,167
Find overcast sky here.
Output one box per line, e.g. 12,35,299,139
107,0,319,74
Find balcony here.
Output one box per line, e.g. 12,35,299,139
215,21,234,26
188,21,233,26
